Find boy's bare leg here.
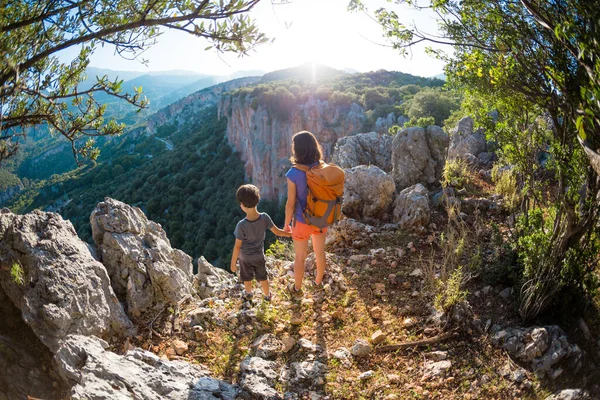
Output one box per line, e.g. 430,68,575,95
243,281,253,294
312,233,327,284
293,239,309,290
259,280,270,297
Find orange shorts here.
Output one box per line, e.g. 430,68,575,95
292,221,328,241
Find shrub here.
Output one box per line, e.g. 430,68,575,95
442,158,472,189
434,266,468,313
491,165,520,211
10,262,24,286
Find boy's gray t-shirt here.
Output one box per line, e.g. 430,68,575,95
234,213,274,260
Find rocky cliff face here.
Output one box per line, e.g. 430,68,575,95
218,95,367,200
146,76,261,136
0,184,23,206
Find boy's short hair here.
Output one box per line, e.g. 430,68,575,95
236,184,260,208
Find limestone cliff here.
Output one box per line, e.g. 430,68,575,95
218,95,366,200
146,76,261,135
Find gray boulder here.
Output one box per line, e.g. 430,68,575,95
194,256,233,299
393,183,430,231
447,117,487,162
91,198,193,317
332,132,393,172
545,389,590,400
239,357,281,400
0,209,133,352
491,325,582,379
392,126,449,191
252,333,283,360
54,334,237,399
342,165,395,221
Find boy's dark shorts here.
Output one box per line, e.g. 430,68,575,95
239,257,268,282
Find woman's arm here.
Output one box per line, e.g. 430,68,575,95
284,178,296,232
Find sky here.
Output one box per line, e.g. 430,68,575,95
62,0,447,78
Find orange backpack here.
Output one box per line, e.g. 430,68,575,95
293,162,345,229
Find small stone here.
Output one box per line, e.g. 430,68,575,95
499,287,512,299
424,327,437,336
410,268,423,277
482,286,492,295
401,281,412,289
403,317,416,328
172,339,188,355
350,339,372,357
370,306,383,320
387,374,401,384
358,370,375,380
331,308,344,320
407,242,414,249
291,312,305,325
160,354,170,362
411,290,419,297
371,330,387,345
165,347,176,358
193,326,208,341
423,360,452,379
391,261,398,268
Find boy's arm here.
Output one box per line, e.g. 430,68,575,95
270,226,292,237
230,239,242,272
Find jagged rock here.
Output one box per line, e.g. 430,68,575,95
447,117,487,162
350,339,372,357
186,307,216,327
393,183,430,231
370,330,387,345
332,132,393,171
375,113,397,135
358,370,375,380
239,357,280,400
0,209,133,352
290,361,327,384
491,326,582,379
545,389,590,400
55,335,238,399
391,125,449,191
423,360,452,379
281,336,296,353
325,218,374,248
332,347,352,368
252,334,282,360
342,165,395,221
478,151,497,166
194,256,232,298
90,198,193,317
425,351,449,361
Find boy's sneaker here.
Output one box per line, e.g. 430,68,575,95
287,282,303,299
242,291,254,304
263,293,272,302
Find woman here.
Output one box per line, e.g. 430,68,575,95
284,131,328,296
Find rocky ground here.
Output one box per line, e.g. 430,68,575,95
0,117,597,399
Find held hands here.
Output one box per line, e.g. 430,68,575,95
284,224,292,234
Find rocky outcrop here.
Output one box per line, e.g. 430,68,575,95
342,165,395,221
545,389,591,400
392,125,449,191
374,113,408,135
55,334,238,399
393,183,430,231
194,255,233,299
447,117,487,163
146,77,261,136
220,95,366,200
0,208,133,352
91,198,194,318
491,325,583,380
332,132,393,171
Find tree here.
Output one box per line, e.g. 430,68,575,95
405,88,459,126
0,0,267,164
352,0,600,319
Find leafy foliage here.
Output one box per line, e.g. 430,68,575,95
0,0,267,164
363,0,600,319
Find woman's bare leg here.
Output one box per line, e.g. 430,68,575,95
293,239,309,290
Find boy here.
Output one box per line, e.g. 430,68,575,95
231,184,291,302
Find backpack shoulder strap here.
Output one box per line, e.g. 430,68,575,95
293,164,309,172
